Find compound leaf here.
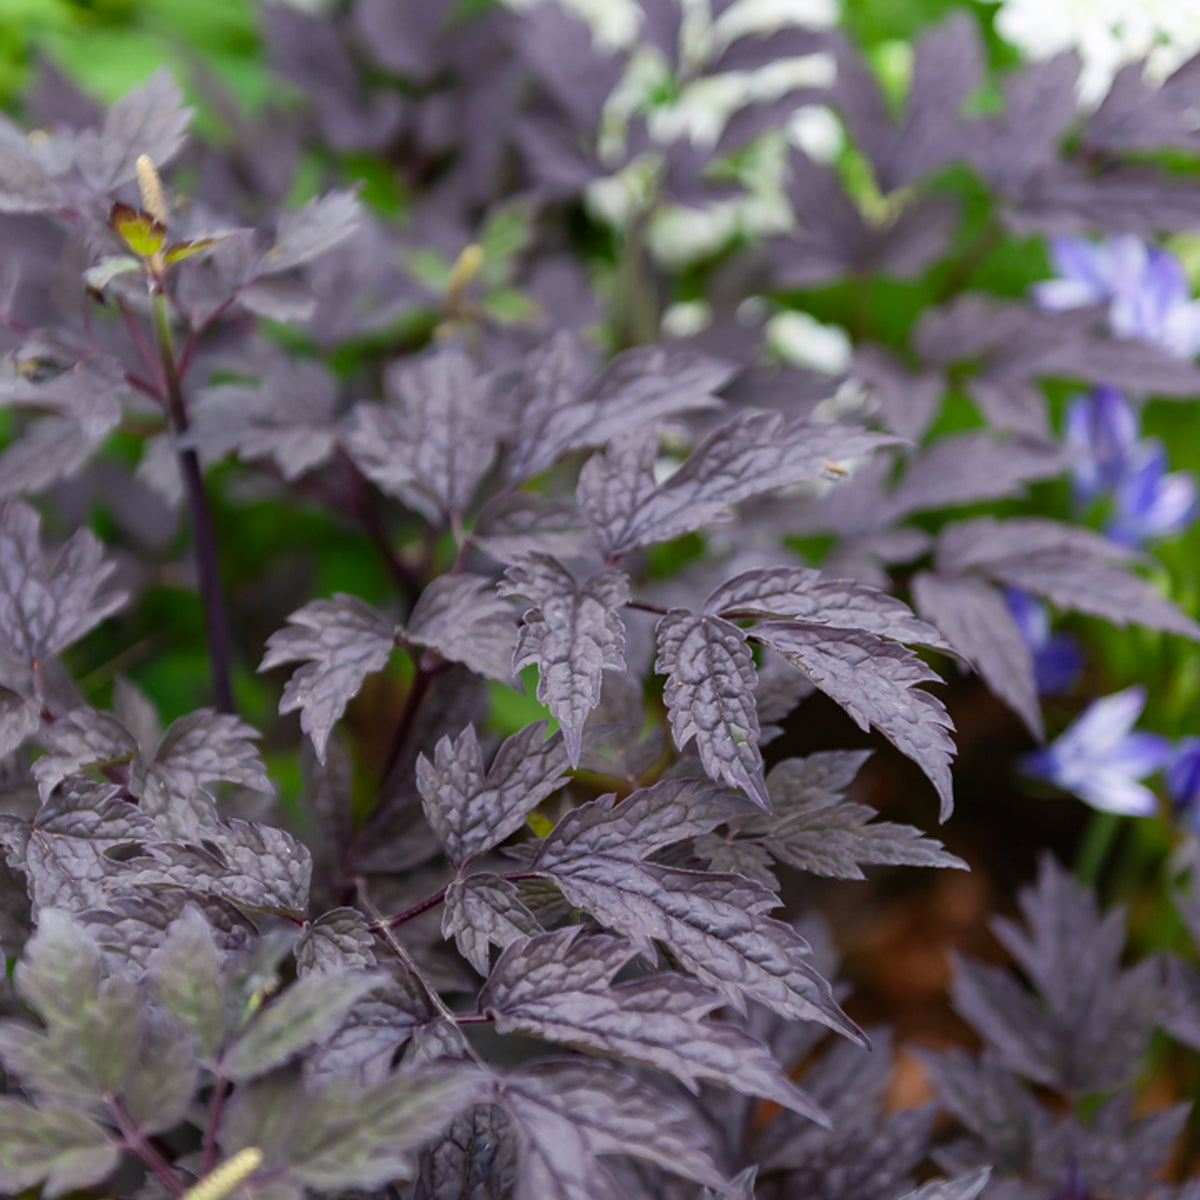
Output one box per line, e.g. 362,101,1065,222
579,413,901,556
480,927,827,1123
745,753,966,879
343,345,496,523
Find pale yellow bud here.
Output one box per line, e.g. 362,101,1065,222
135,154,168,226
180,1148,265,1200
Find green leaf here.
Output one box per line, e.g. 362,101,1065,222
222,972,383,1082
148,906,225,1060
222,1067,489,1190
0,1098,119,1197
108,203,165,257
84,255,143,291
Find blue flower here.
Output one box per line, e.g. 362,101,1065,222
1064,385,1139,504
1106,438,1198,546
1167,739,1200,830
1034,236,1200,359
1023,686,1169,815
1004,589,1084,694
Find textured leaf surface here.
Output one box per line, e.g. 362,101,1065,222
753,622,956,819
481,928,827,1122
705,567,952,651
139,709,272,796
343,345,496,522
260,595,397,759
0,502,127,663
655,611,767,809
501,1060,729,1200
507,336,730,482
502,556,629,762
443,874,542,974
126,820,312,919
417,723,570,866
414,1105,518,1200
579,413,901,556
407,574,518,682
535,784,857,1034
741,752,965,879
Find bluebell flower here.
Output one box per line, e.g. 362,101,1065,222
1106,438,1198,546
1063,385,1139,504
1167,739,1200,832
1023,686,1169,815
1004,589,1084,694
1034,235,1200,358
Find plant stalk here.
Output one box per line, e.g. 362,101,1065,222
151,289,236,714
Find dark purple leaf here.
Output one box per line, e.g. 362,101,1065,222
76,68,192,192
406,574,518,683
912,572,1042,739
414,1105,518,1200
0,501,127,665
342,344,497,523
1084,56,1200,152
655,611,768,809
259,595,397,760
442,874,542,974
579,412,901,556
935,517,1200,641
481,927,827,1122
505,334,729,482
501,555,629,764
834,14,982,191
181,360,340,480
706,567,953,652
296,907,378,977
880,432,1066,523
416,722,570,866
258,189,363,274
744,751,965,878
536,822,856,1034
501,1059,730,1200
752,622,956,820
126,819,312,920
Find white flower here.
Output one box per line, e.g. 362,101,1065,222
766,311,852,374
991,0,1200,106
